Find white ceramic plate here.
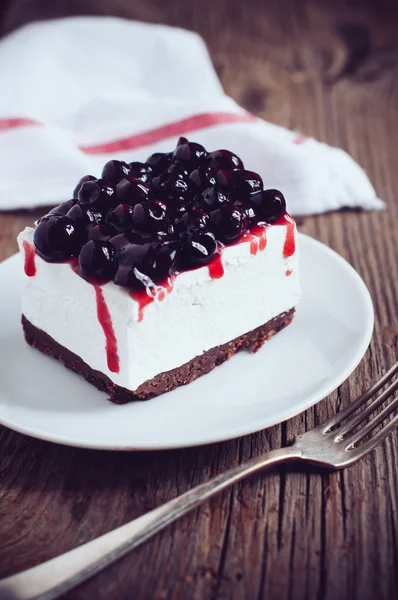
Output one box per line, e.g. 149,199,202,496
0,234,374,450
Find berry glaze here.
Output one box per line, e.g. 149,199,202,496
208,251,224,279
246,224,267,256
129,277,174,323
29,138,297,369
275,213,296,259
94,286,120,373
68,258,120,373
23,241,36,277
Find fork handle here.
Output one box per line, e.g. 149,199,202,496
0,446,302,600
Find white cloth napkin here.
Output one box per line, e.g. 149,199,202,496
0,17,383,215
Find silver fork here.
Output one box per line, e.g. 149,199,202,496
1,361,398,600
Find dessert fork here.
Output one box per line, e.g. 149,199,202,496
1,360,398,600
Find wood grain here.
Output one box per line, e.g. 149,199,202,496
1,1,398,599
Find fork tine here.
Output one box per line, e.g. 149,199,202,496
322,361,398,433
334,377,398,440
344,413,398,462
344,394,398,449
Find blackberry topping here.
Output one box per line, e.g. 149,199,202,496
128,162,153,184
214,169,236,190
207,149,244,170
234,200,257,225
131,201,169,232
251,189,286,223
210,205,248,243
73,175,96,199
34,139,289,287
78,240,116,282
78,179,115,210
173,141,207,166
67,204,102,227
33,215,83,262
200,186,232,210
107,204,134,231
175,206,210,236
189,167,217,191
180,230,217,267
146,152,172,174
49,199,76,216
86,223,118,242
116,178,150,205
114,241,178,289
234,170,263,196
101,160,131,182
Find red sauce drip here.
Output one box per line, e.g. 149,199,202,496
94,285,120,373
243,224,267,255
249,238,258,256
23,241,36,277
286,269,293,277
274,213,296,258
129,289,154,323
208,251,224,279
68,261,120,374
129,277,174,322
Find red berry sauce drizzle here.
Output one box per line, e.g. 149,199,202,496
23,241,36,277
94,286,120,373
129,277,174,323
69,259,120,373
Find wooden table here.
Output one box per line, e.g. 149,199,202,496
1,2,398,599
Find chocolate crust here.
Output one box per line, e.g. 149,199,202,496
22,309,295,404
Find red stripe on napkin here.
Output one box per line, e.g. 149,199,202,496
0,117,42,131
79,112,257,155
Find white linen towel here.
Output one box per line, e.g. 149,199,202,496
0,17,383,214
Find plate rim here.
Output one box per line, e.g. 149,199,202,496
0,233,374,451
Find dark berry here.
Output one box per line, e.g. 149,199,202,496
114,242,178,289
78,240,116,282
146,152,172,174
73,175,96,199
180,230,217,267
251,189,286,223
153,171,191,201
128,162,153,184
234,200,257,224
176,136,188,147
173,142,207,166
49,199,76,216
78,179,115,210
116,178,150,205
33,215,83,262
166,194,193,217
107,203,134,231
210,205,248,243
234,170,263,196
101,160,131,182
214,169,236,189
189,167,217,191
207,149,244,170
67,204,102,227
200,186,232,210
86,223,118,242
175,207,210,236
131,201,169,232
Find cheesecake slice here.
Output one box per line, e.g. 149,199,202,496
17,138,300,403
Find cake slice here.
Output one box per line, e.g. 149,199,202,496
17,138,300,403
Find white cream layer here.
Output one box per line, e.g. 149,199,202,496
17,222,300,391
